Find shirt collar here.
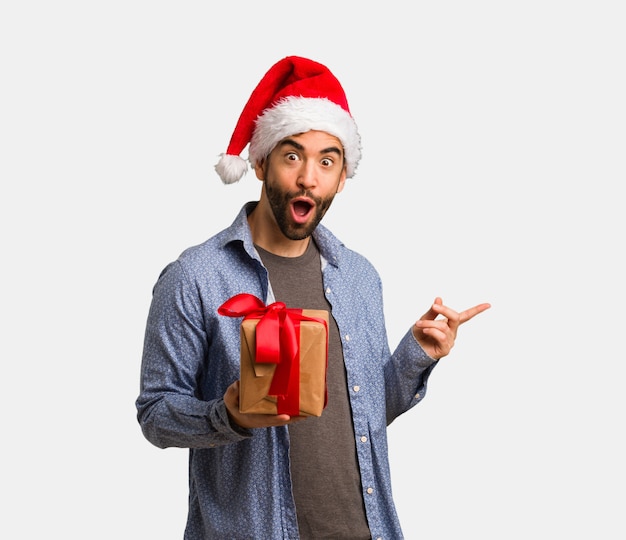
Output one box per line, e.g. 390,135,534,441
222,201,344,269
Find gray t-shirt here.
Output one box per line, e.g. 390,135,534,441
256,240,371,539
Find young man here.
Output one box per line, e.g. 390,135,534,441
136,56,490,539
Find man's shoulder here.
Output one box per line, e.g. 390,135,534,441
176,227,237,266
176,204,251,266
315,225,378,275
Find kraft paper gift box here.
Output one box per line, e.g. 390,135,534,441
218,293,329,417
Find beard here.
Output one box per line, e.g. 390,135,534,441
265,179,336,241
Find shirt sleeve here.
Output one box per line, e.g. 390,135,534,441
135,261,251,449
384,328,439,425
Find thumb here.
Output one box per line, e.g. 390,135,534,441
420,297,443,321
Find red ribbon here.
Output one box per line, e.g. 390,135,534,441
218,293,327,416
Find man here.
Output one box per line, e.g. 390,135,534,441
136,56,490,539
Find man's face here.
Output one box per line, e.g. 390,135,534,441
255,130,347,241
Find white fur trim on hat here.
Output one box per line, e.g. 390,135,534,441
248,96,361,178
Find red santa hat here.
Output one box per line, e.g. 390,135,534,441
215,56,361,184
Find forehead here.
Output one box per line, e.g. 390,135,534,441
277,130,343,154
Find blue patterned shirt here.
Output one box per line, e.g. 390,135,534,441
136,202,438,539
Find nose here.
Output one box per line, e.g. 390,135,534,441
296,160,317,190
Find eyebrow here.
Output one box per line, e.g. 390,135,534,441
278,138,343,157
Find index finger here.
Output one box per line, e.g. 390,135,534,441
459,303,491,324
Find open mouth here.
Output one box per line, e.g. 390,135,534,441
291,198,314,224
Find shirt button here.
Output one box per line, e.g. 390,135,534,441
360,436,367,443
366,487,374,494
326,287,331,294
353,385,360,392
345,334,350,341
415,393,421,400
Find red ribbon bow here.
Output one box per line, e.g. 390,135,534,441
218,293,327,416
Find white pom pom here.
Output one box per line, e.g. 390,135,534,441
215,154,249,184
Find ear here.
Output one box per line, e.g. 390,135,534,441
336,167,347,194
254,159,265,181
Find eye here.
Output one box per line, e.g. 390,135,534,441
320,157,334,167
285,152,299,161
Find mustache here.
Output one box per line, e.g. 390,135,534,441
286,190,323,205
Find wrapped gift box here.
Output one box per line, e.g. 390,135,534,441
239,308,329,416
218,294,329,417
